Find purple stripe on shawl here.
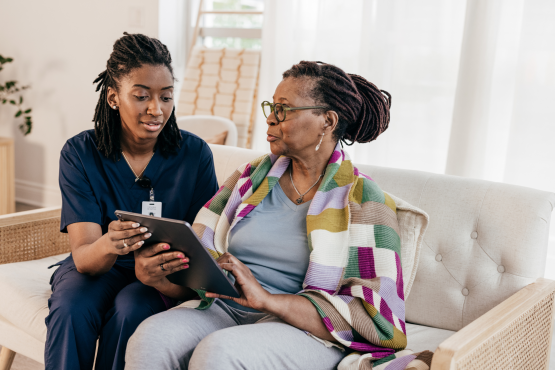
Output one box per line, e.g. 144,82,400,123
400,320,406,335
353,167,359,176
328,150,342,164
304,262,343,292
395,252,405,300
200,226,215,249
240,163,251,178
336,330,354,342
305,285,336,295
239,178,253,197
362,286,374,307
224,189,243,225
237,204,255,218
338,286,352,296
267,156,290,178
358,247,377,279
349,342,395,356
338,294,355,304
269,153,279,163
379,294,394,325
322,316,335,331
377,277,406,321
341,150,345,162
383,355,417,370
308,185,350,216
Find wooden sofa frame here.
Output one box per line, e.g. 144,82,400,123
1,208,554,370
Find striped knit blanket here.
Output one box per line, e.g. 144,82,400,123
186,144,433,370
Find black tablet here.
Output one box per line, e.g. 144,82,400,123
114,210,240,298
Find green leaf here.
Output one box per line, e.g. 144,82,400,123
9,100,16,105
15,110,22,117
2,99,6,104
19,96,23,104
24,108,31,113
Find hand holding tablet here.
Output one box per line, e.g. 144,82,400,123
115,210,240,298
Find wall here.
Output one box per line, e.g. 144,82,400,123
0,0,159,207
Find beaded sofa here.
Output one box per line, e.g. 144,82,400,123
0,144,554,370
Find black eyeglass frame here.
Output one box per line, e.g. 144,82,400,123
261,101,328,123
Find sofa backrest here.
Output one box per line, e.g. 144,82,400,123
208,144,555,331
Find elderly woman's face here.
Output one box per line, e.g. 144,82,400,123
266,77,327,157
110,64,174,141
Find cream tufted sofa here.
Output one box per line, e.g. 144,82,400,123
0,144,554,370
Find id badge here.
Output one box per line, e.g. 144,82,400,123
142,201,162,217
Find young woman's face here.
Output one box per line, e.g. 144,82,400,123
108,64,174,142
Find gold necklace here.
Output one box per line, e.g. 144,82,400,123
289,166,325,204
121,151,154,181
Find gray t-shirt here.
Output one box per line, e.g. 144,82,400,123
223,182,311,312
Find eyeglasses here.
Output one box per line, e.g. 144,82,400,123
261,101,327,123
136,176,151,189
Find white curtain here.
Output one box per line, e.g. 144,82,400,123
254,0,555,276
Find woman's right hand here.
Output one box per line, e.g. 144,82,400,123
104,220,152,255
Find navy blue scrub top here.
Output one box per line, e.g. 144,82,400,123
59,129,219,269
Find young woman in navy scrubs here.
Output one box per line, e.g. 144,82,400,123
44,33,219,370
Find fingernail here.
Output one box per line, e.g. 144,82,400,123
133,223,140,228
183,265,189,269
181,258,187,263
144,233,152,238
177,254,183,258
163,244,170,250
138,241,144,246
140,227,148,233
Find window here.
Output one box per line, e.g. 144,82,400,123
196,0,264,50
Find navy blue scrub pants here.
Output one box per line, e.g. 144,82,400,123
45,257,169,370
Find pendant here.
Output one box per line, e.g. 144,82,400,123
296,197,303,204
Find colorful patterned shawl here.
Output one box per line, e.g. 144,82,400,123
185,144,432,370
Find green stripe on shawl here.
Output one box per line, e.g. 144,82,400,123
374,225,401,254
247,155,273,190
306,207,349,234
207,187,232,214
361,178,385,204
344,247,360,279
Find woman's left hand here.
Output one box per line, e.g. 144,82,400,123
205,252,271,311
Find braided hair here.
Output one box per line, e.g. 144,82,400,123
93,32,182,161
282,61,391,145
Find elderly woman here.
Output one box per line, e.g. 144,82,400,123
125,61,415,370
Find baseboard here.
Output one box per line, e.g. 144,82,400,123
15,179,61,208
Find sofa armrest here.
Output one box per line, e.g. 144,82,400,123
0,207,70,264
431,278,555,370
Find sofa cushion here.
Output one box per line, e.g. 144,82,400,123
386,192,429,299
405,322,455,353
0,253,69,342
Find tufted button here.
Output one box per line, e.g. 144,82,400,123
435,254,443,262
462,288,469,296
498,265,505,273
471,231,478,239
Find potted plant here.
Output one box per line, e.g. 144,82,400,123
0,54,33,214
0,55,32,135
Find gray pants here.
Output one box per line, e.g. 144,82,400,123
125,299,346,370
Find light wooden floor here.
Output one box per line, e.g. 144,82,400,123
0,347,43,370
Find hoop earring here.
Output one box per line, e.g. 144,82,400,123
315,132,325,151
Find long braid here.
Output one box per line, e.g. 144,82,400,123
93,32,182,161
282,61,391,145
